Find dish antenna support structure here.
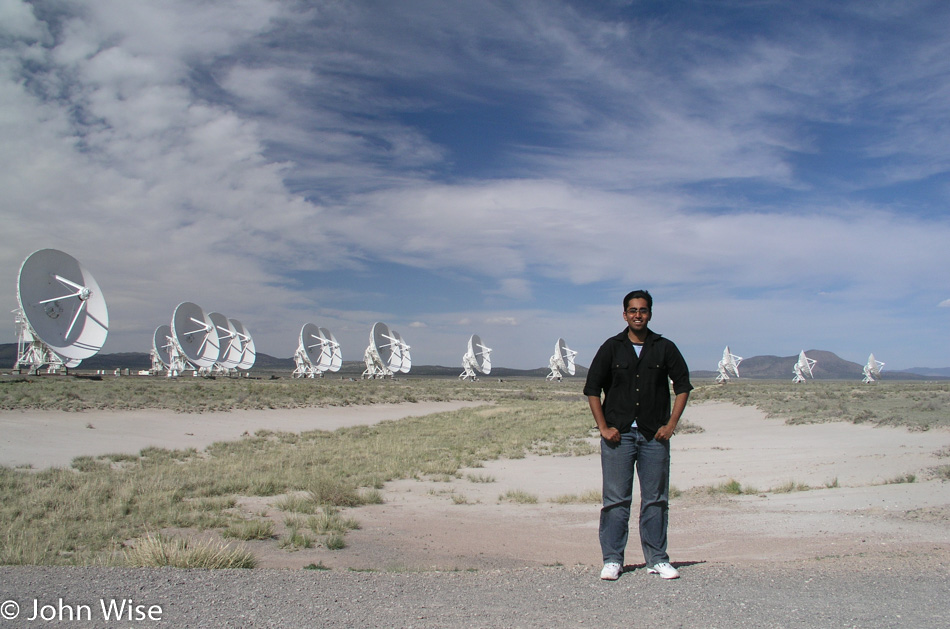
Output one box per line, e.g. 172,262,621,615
716,346,742,383
546,338,577,382
863,353,884,383
792,350,816,383
459,334,492,381
362,322,410,379
294,323,342,378
13,249,109,374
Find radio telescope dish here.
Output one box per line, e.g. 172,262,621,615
546,338,577,382
363,322,397,379
393,330,411,373
171,302,219,369
209,312,242,373
792,350,816,383
151,324,173,372
294,322,322,378
14,249,109,373
716,346,743,383
293,323,340,378
459,334,492,381
230,319,255,371
863,353,885,383
318,327,343,372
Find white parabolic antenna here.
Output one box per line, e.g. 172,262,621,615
294,322,323,377
319,327,343,372
294,323,340,378
792,350,816,383
363,322,408,378
863,353,884,383
209,312,242,371
152,324,173,369
716,346,742,383
230,318,256,371
14,249,109,372
546,338,577,381
171,302,220,369
460,334,492,380
393,330,411,373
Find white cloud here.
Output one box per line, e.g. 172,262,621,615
486,316,519,326
0,0,46,40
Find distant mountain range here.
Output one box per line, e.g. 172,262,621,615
1,344,947,380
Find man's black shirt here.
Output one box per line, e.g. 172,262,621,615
583,328,693,438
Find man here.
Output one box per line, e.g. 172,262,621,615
583,289,692,581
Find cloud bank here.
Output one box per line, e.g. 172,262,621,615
2,0,949,369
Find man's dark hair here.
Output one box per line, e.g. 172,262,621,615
623,289,653,311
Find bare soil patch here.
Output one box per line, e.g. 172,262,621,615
4,401,949,572
223,402,950,571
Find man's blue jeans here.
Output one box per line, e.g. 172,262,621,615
600,428,671,566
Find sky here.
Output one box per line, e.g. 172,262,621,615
2,0,950,371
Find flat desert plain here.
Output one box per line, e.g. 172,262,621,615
2,400,949,573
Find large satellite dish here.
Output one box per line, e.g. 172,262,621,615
362,322,408,378
294,322,322,378
230,318,256,371
293,323,341,378
546,338,577,382
209,311,242,372
863,353,884,383
319,327,343,373
393,330,411,373
150,324,173,372
13,249,109,373
459,334,492,381
792,350,816,383
171,302,220,370
716,346,742,383
363,322,391,379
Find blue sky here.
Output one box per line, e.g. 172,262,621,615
2,0,950,371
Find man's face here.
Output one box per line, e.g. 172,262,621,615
623,297,652,332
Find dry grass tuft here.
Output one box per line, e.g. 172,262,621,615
123,533,256,569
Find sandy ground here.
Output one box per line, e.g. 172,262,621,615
3,400,949,573
0,401,487,468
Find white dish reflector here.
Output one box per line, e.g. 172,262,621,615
17,248,109,360
172,302,219,368
231,319,256,370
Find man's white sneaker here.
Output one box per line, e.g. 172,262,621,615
647,562,680,579
600,562,622,580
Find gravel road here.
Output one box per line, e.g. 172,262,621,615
2,556,947,628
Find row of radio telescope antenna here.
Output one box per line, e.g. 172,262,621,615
9,249,580,380
8,250,882,385
717,347,885,384
152,315,579,382
150,301,257,377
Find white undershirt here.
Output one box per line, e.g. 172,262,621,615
631,343,642,427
